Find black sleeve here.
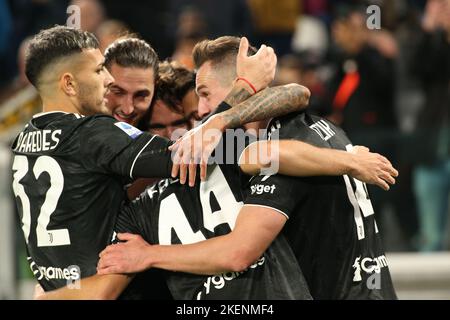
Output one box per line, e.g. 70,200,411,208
129,136,173,179
244,173,308,219
80,116,172,180
114,184,162,244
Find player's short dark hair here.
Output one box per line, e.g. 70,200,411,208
192,36,257,70
25,25,99,88
156,60,195,113
104,38,159,78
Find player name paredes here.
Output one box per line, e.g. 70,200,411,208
14,129,62,153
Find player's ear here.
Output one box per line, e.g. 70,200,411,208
60,73,77,96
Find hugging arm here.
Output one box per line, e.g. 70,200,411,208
239,141,398,190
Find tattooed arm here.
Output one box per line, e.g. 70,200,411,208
169,83,310,185
213,79,308,123
219,83,310,129
222,82,253,107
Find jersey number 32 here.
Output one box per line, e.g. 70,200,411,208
12,155,70,247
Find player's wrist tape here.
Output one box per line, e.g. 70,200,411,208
236,77,257,94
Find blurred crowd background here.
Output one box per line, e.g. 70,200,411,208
0,0,449,299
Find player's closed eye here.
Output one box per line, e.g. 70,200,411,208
96,66,105,74
199,91,209,98
110,88,125,96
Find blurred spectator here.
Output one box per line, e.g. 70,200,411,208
0,37,32,102
326,6,399,238
327,6,397,154
169,0,253,40
387,0,425,251
2,0,69,87
0,37,41,141
275,54,303,85
171,7,207,69
275,53,330,117
247,0,300,55
0,0,12,87
103,0,174,58
292,15,329,55
410,0,450,251
0,0,12,56
0,143,15,299
96,19,131,53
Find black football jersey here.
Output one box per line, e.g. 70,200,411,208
115,135,311,300
244,112,397,300
11,112,172,291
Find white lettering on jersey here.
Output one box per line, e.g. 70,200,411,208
158,193,206,245
15,129,61,153
28,257,80,281
343,145,375,240
196,257,265,300
250,184,276,195
309,120,335,141
158,165,243,244
199,165,243,232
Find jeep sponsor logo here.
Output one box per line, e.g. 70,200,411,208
250,184,276,195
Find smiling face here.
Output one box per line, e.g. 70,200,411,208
105,63,155,125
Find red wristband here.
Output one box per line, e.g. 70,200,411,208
236,77,257,94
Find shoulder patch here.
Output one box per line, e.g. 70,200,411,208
114,122,143,139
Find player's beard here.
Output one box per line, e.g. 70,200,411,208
78,81,108,116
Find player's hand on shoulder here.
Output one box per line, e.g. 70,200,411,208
349,145,399,191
